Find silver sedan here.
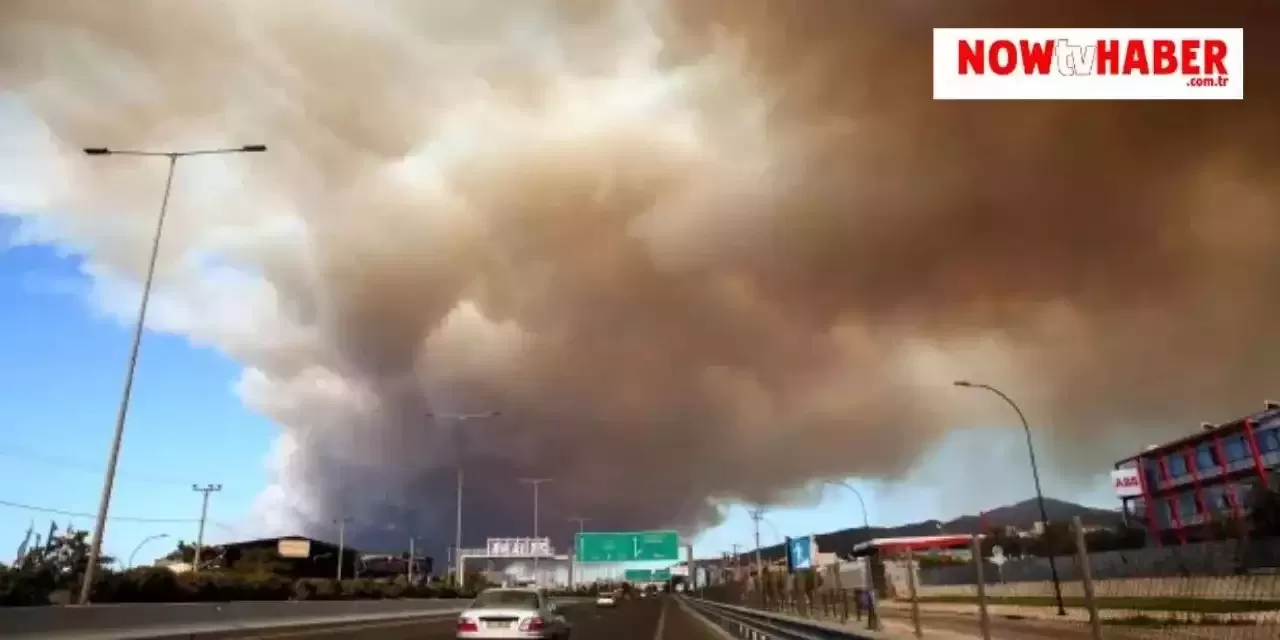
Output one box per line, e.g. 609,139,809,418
455,587,571,640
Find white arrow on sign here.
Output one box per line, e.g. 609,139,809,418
990,545,1007,566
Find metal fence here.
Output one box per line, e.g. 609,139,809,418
699,519,1280,639
899,517,1278,640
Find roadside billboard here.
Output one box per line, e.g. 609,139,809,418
1111,467,1143,498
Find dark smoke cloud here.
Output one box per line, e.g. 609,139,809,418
2,0,1277,555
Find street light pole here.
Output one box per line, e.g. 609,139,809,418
568,517,588,589
954,379,1066,616
334,517,353,581
749,508,764,587
519,478,552,585
126,533,170,569
77,144,266,604
427,410,501,587
407,536,422,583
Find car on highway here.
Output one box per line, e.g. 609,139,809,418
595,591,618,607
456,587,571,639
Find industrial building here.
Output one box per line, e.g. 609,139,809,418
1113,403,1280,543
219,536,360,579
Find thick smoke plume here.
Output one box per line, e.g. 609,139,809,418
2,1,1277,554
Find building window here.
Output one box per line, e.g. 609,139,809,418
1168,454,1188,477
1178,491,1199,517
1230,483,1252,512
1196,444,1220,471
1154,499,1174,528
1225,435,1250,462
1256,428,1280,454
1201,486,1226,515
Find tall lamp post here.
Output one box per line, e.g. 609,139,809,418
519,478,552,585
78,144,267,604
428,410,501,586
568,517,588,588
954,380,1066,616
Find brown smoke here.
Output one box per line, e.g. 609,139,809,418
2,0,1277,552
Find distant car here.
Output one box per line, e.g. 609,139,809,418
456,587,571,639
595,592,617,607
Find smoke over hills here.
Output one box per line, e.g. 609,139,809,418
1,1,1276,554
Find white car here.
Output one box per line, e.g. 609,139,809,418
595,592,617,607
456,587,571,639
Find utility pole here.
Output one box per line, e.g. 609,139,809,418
427,410,501,587
190,484,222,575
519,478,552,585
750,508,764,594
334,517,352,581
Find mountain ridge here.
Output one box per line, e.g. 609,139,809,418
737,497,1123,561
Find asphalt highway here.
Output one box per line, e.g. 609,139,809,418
206,595,730,640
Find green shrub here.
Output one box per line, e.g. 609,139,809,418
0,566,56,606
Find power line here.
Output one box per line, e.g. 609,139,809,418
0,497,205,524
0,446,200,487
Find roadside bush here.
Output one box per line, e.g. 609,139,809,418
293,577,339,600
97,567,181,603
0,566,56,606
0,566,477,605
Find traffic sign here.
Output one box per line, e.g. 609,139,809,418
575,530,680,563
652,569,671,580
786,536,814,572
624,569,653,581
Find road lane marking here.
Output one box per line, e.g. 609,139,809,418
247,615,453,638
653,597,668,640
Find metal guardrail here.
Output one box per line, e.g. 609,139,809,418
683,597,894,640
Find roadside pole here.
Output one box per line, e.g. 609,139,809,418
971,536,993,640
1073,516,1103,640
905,548,922,638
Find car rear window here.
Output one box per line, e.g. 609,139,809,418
471,590,541,609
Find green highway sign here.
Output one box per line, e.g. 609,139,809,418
574,530,680,563
652,569,671,580
624,569,653,581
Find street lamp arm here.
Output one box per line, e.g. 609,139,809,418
82,145,268,157
833,481,870,529
967,383,1031,431
126,533,169,569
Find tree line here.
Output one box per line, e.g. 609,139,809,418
0,530,481,606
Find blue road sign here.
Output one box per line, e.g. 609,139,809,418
787,535,814,571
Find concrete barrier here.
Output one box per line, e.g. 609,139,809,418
0,598,464,639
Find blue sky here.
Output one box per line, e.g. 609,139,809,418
0,218,275,567
0,213,1116,571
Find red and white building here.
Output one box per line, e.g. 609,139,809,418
1112,403,1280,544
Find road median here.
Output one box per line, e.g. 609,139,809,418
0,598,465,639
